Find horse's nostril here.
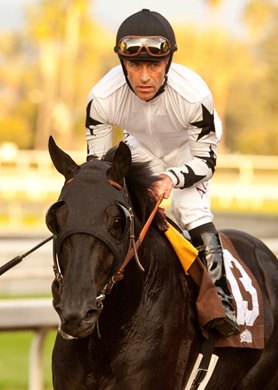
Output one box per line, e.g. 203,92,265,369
84,309,98,322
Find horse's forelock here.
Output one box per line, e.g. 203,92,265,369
103,148,158,220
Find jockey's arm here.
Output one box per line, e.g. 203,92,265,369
162,98,222,190
86,98,113,159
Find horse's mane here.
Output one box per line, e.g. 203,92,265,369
103,146,160,224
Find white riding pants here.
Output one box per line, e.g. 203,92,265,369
126,136,214,231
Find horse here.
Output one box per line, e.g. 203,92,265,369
46,136,278,390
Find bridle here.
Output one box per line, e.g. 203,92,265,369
0,173,165,341
103,190,164,295
51,177,164,315
0,166,166,340
51,177,163,341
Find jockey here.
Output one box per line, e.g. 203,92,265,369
85,9,239,337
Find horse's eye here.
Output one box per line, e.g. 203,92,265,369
113,216,123,227
104,205,129,239
112,216,125,232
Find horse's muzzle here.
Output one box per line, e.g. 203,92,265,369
58,322,79,340
55,303,100,339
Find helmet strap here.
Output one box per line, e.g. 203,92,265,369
165,53,173,74
119,58,134,92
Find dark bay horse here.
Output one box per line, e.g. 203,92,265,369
46,136,278,390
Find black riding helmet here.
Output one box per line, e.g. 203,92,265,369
114,9,177,82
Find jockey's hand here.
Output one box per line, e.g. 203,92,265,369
151,174,173,200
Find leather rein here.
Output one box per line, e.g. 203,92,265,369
104,186,163,294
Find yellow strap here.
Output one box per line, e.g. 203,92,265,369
164,224,198,272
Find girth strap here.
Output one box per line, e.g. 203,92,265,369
185,333,218,389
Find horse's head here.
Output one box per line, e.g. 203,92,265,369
46,136,133,339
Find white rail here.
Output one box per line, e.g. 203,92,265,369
0,151,278,235
0,150,277,201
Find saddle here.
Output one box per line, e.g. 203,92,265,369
216,233,264,349
164,223,264,349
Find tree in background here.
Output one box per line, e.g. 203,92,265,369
236,0,278,154
26,0,116,150
175,0,278,154
0,0,277,155
0,32,35,148
174,27,257,153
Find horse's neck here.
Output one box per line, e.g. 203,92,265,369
101,229,193,333
91,230,198,386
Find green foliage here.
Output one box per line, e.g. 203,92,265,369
174,0,278,155
0,332,29,389
0,330,55,389
0,117,33,148
0,0,277,154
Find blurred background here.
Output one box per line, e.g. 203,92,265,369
0,0,278,232
0,0,277,389
0,0,278,236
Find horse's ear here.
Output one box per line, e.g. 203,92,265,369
48,136,79,181
109,141,131,184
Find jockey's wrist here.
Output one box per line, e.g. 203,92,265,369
161,171,177,188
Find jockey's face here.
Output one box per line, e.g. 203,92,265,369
123,59,169,101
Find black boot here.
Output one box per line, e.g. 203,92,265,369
193,231,240,337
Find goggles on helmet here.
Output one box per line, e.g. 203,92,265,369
116,36,171,58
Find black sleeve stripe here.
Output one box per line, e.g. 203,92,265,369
85,100,103,134
180,165,206,189
168,169,180,186
195,146,216,173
